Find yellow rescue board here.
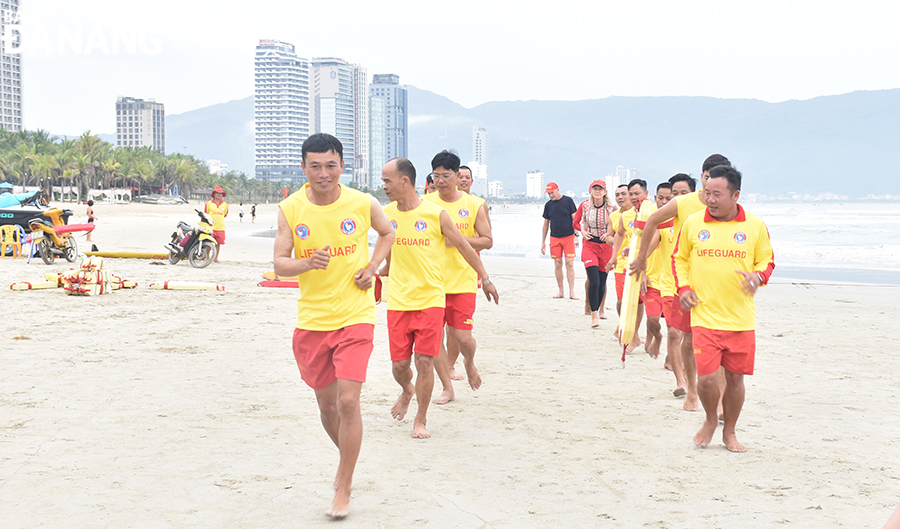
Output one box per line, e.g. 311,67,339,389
263,270,298,281
619,200,656,347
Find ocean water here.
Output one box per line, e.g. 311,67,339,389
480,202,900,285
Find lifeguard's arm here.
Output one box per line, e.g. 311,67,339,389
631,199,678,275
541,218,549,255
737,223,776,295
354,197,395,289
481,202,492,227
606,215,626,271
603,214,617,244
574,202,585,235
673,223,698,310
223,203,229,217
883,499,900,529
464,204,493,251
273,208,331,277
441,210,499,304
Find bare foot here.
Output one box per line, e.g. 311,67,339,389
591,313,600,327
326,487,350,518
412,419,430,439
683,393,699,412
673,386,687,397
433,388,455,405
391,387,414,420
625,337,642,353
598,312,607,320
723,431,747,452
693,419,717,447
569,295,579,300
584,300,591,315
613,326,621,340
464,359,482,390
664,357,673,370
449,367,465,381
552,292,564,299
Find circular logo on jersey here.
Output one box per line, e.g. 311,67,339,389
295,224,310,239
698,230,710,241
458,208,470,219
734,232,746,244
629,220,635,228
390,220,397,230
415,220,427,232
340,218,357,235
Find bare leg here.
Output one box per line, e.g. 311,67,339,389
681,332,699,411
214,243,221,263
645,316,662,359
314,379,364,519
882,498,900,529
565,257,577,299
584,278,591,315
666,327,686,396
553,258,564,298
390,358,415,420
446,326,464,381
693,372,719,447
448,327,481,390
721,370,747,452
432,328,455,405
716,366,727,421
412,354,434,438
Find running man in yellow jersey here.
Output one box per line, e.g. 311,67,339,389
425,152,493,404
640,182,673,359
629,154,731,412
673,165,774,452
273,133,395,519
607,179,651,352
379,158,499,439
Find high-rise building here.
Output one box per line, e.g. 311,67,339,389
254,40,309,182
488,180,503,198
369,74,407,161
467,161,488,197
115,96,165,154
526,170,545,198
309,58,368,185
473,126,488,165
0,1,22,132
368,94,386,187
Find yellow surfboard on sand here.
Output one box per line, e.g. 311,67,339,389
619,199,656,355
263,270,298,281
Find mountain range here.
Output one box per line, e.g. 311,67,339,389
97,87,900,196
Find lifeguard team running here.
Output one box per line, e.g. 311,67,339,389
276,134,773,518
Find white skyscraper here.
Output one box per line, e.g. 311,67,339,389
254,40,309,182
0,1,22,132
115,96,165,154
369,74,408,161
467,161,488,197
473,126,488,165
310,58,368,184
526,170,545,198
368,94,386,188
488,180,503,198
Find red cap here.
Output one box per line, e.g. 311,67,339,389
589,179,606,192
545,182,559,193
211,186,227,198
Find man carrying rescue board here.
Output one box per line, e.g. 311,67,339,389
274,133,395,518
672,164,774,451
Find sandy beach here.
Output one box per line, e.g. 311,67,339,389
2,200,899,528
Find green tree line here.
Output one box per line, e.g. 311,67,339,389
0,129,300,203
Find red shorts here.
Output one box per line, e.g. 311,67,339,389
669,295,692,333
292,324,374,390
387,307,445,361
615,272,643,303
642,287,663,317
662,295,678,324
445,292,475,330
549,235,576,259
692,326,756,376
581,240,612,269
212,230,226,245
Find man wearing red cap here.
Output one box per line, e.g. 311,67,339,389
541,182,578,299
205,186,228,263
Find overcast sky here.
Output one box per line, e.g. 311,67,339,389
14,0,900,136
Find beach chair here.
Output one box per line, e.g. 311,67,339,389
1,224,22,258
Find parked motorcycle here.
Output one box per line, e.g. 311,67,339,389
27,207,81,264
164,209,217,268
